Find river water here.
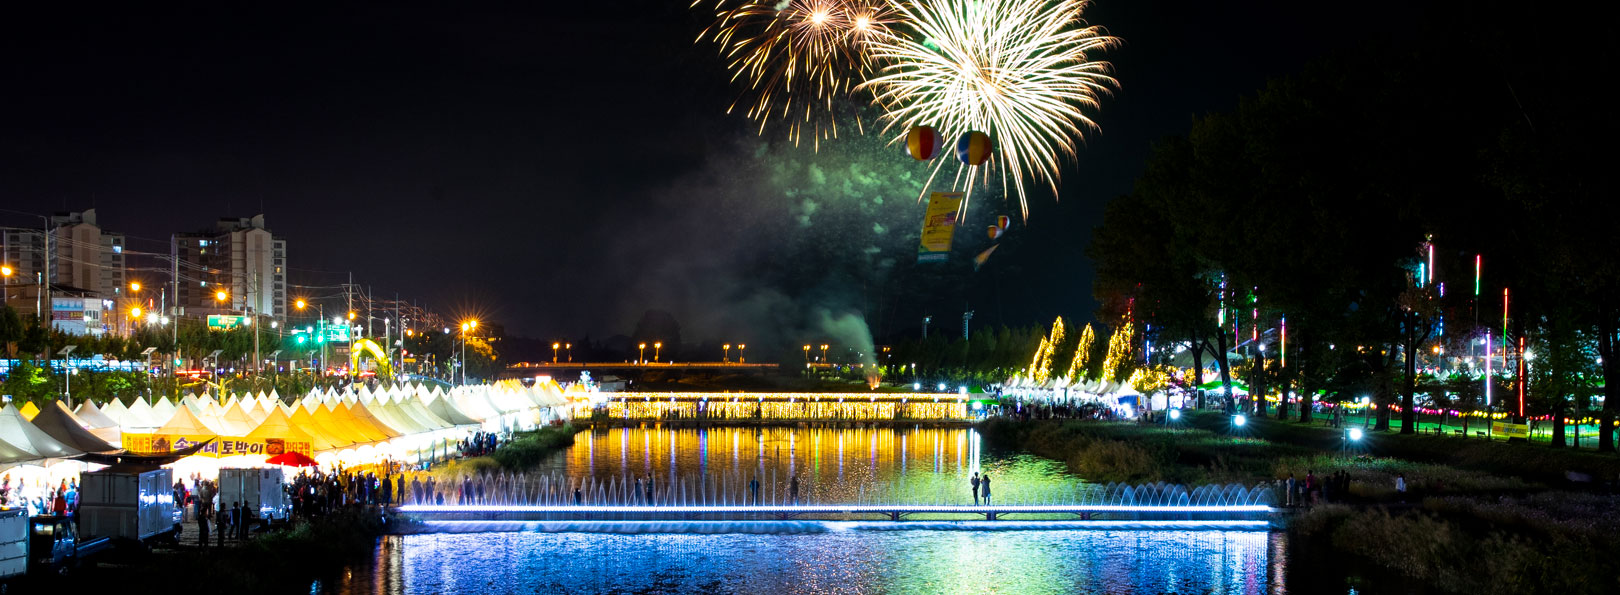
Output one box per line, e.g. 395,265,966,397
323,426,1365,594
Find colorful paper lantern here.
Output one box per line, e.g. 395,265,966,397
906,126,944,161
956,131,992,166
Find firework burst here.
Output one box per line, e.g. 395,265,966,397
695,0,899,145
860,0,1119,217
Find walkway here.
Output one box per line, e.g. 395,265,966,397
397,503,1275,521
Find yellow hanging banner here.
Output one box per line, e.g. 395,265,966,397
918,192,963,263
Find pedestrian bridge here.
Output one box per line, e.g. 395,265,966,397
396,503,1276,522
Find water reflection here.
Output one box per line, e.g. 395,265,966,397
325,529,1281,595
519,426,1077,505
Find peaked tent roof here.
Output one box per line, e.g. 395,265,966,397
152,396,178,418
0,434,40,467
423,393,483,427
18,401,40,421
243,407,316,446
74,400,120,430
31,401,118,453
216,403,258,435
100,398,130,424
291,406,360,449
122,398,163,430
0,403,84,458
154,404,219,437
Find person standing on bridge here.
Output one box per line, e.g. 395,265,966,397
971,472,981,505
980,474,992,505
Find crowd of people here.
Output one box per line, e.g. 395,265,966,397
0,476,77,517
1283,469,1376,507
459,432,500,457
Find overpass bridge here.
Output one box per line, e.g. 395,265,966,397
501,361,778,378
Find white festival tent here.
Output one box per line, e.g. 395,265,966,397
36,381,574,479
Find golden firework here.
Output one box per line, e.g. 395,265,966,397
860,0,1119,217
695,0,898,145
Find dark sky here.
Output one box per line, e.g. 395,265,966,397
0,1,1426,355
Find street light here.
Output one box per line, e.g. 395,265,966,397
129,281,141,293
638,343,647,364
820,344,829,362
723,343,731,362
460,319,478,385
296,299,327,376
552,342,561,363
737,343,745,363
1,264,11,303
1233,414,1248,427
654,341,662,362
1169,408,1182,421
565,342,572,362
215,290,228,302
802,345,811,363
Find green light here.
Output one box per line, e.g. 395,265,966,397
297,336,306,344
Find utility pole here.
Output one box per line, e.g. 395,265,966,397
171,235,180,379
41,215,50,328
251,271,260,373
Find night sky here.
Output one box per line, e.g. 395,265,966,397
0,1,1426,355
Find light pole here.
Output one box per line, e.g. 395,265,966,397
296,298,326,378
723,343,731,363
654,341,662,362
1,264,12,303
552,342,561,363
638,343,646,364
803,345,811,364
565,342,572,362
460,320,478,385
820,344,829,363
738,343,745,363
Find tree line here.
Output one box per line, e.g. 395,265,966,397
1087,8,1617,449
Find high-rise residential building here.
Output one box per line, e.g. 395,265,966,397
1,209,125,333
51,209,127,298
171,214,287,321
3,209,126,291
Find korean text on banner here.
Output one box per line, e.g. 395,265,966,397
917,192,963,263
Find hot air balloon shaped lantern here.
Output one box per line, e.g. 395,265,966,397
988,225,1002,240
997,215,1010,230
906,126,944,161
956,131,993,166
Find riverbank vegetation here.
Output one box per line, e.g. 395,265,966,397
1294,494,1620,595
431,424,577,480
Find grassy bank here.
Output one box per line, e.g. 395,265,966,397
1294,494,1620,595
431,423,577,479
1189,412,1620,487
979,418,1538,500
